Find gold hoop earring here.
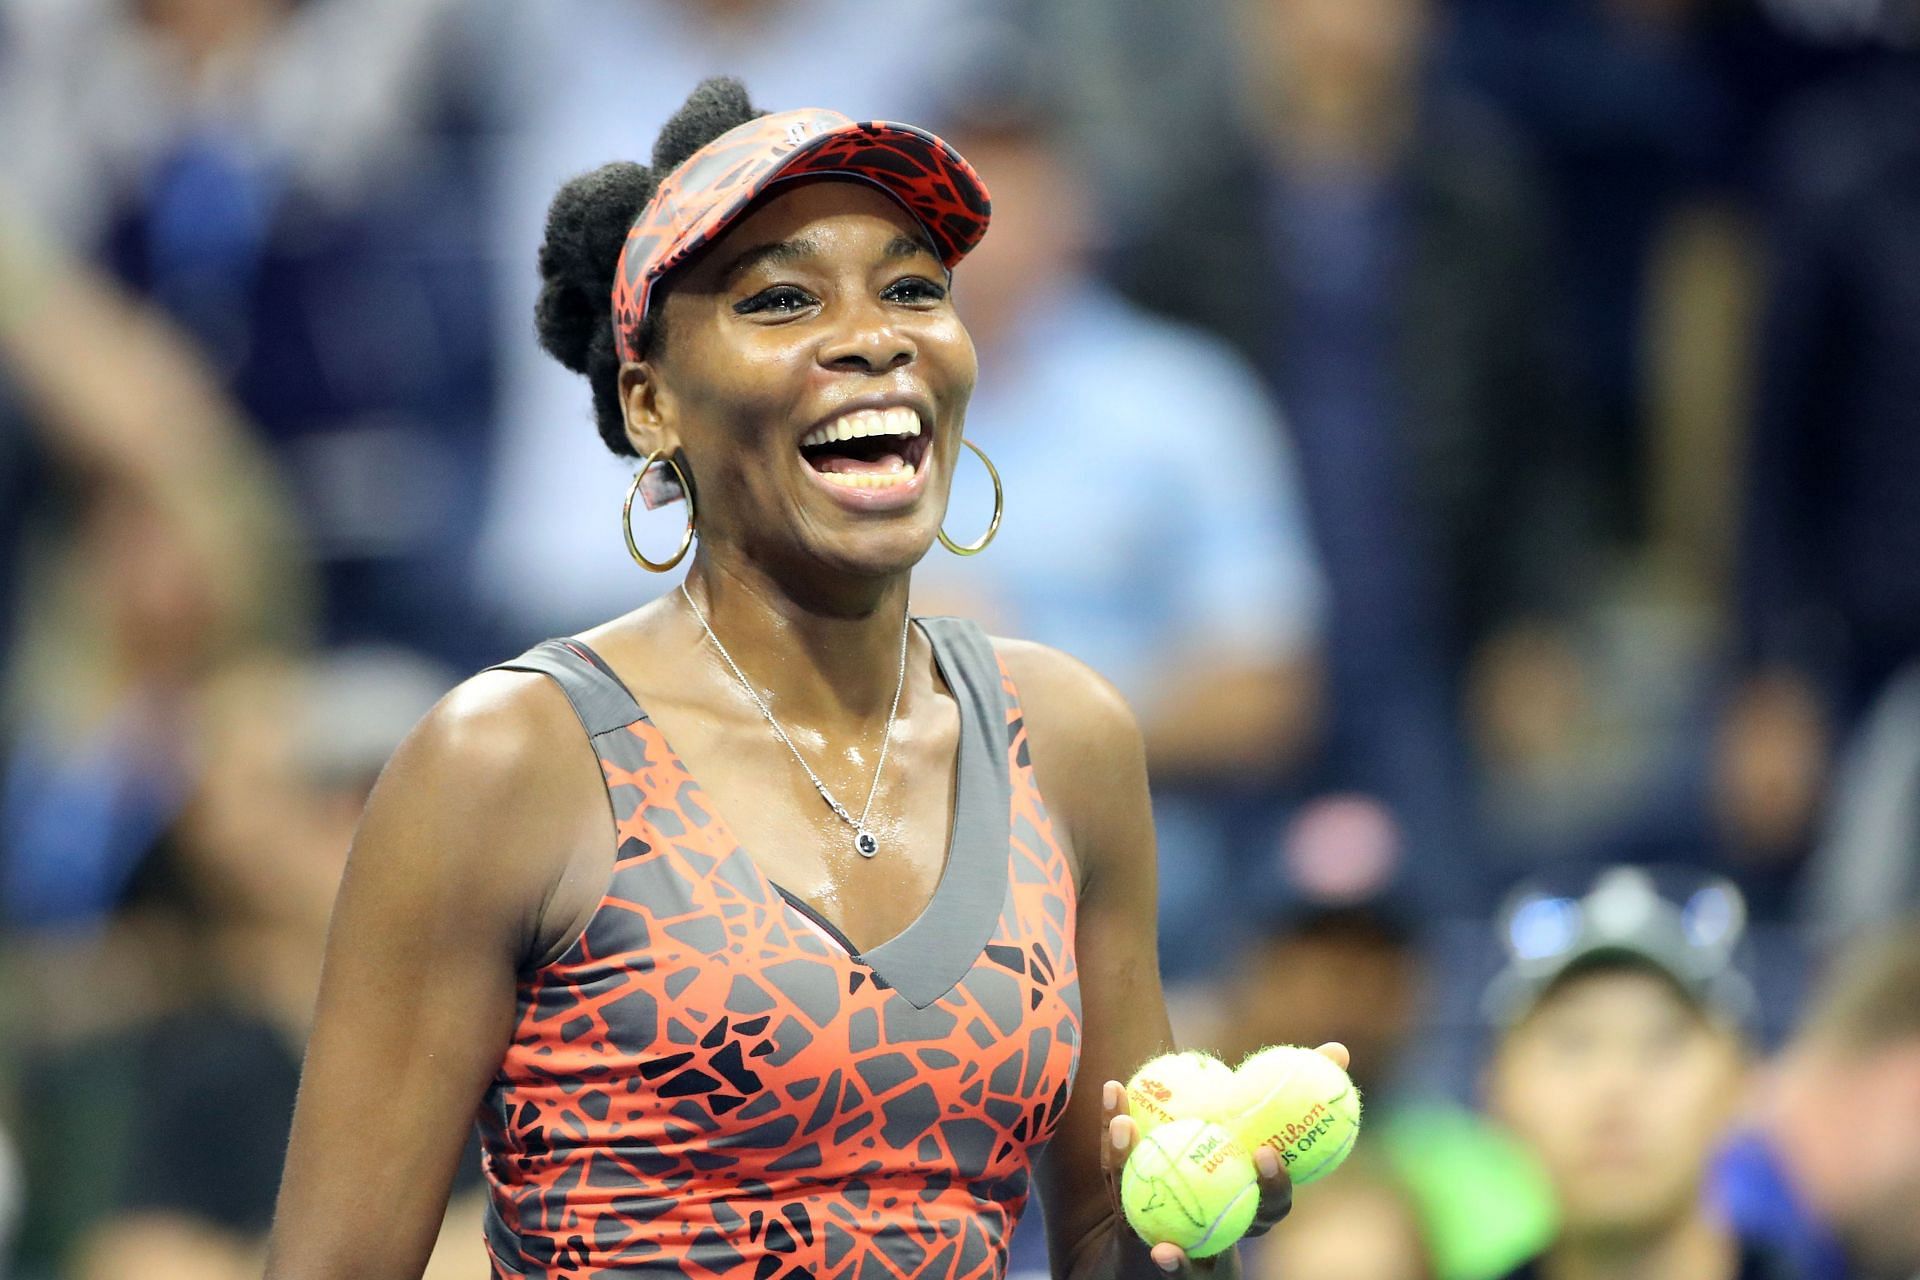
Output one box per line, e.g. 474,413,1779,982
938,437,1003,556
622,449,694,573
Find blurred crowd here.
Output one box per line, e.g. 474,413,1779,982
2,0,1919,1277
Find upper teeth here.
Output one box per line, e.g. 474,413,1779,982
800,405,922,448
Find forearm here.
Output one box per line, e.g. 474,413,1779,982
1140,657,1319,779
0,197,311,644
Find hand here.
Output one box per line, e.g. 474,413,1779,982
1099,1042,1351,1274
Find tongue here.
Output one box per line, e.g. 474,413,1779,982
807,448,908,475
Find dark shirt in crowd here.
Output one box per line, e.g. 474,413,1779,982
1740,60,1920,711
1442,0,1864,537
115,1006,483,1234
1114,94,1589,908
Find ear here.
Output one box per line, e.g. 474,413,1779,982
619,361,677,458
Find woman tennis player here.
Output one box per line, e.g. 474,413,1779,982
263,77,1342,1279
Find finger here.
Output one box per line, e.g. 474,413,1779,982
1099,1082,1123,1178
1149,1242,1188,1273
1314,1041,1351,1072
1242,1141,1294,1237
1104,1114,1137,1215
1110,1114,1138,1168
1100,1084,1135,1213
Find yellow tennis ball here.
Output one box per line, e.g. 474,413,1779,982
1125,1051,1235,1137
1121,1117,1261,1258
1224,1045,1362,1186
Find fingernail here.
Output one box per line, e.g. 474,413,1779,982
1103,1081,1120,1110
1157,1254,1179,1273
1111,1119,1127,1153
1256,1146,1282,1180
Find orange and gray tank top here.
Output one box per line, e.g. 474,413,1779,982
477,617,1083,1279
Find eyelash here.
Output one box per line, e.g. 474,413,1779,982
732,277,949,316
884,277,948,304
734,285,814,316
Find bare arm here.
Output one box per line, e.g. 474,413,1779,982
262,673,608,1280
995,642,1288,1280
1139,652,1320,780
0,197,306,643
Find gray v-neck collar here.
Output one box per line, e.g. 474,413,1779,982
858,617,1011,1005
512,618,1012,1010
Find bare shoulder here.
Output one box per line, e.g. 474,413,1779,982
385,666,589,816
987,637,1149,895
347,665,610,964
988,636,1143,767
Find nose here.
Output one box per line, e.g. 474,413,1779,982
817,297,915,374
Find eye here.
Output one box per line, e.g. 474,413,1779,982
734,284,817,316
882,276,948,305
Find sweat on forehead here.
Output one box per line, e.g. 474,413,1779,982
716,226,945,290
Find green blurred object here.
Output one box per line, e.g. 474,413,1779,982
1381,1105,1558,1280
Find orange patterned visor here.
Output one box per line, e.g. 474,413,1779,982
611,108,992,365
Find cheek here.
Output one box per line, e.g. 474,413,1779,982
1500,1064,1582,1152
1652,1057,1736,1121
669,353,811,478
1774,1069,1856,1207
924,315,978,406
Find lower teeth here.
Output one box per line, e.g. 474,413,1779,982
821,463,915,489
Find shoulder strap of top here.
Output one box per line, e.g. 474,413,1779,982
487,639,645,740
854,615,1015,1006
912,615,1011,753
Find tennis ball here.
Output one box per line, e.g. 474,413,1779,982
1224,1045,1362,1186
1121,1117,1261,1258
1125,1051,1235,1137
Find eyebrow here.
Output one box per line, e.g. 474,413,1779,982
719,237,819,286
885,233,939,263
718,232,943,287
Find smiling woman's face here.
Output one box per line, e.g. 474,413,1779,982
621,179,978,587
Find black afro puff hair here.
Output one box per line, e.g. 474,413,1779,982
533,76,764,457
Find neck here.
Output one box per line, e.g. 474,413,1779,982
680,553,913,728
1542,1210,1738,1280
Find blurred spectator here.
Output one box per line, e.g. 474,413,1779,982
1557,664,1832,923
1764,919,1920,1280
1113,0,1592,911
1218,902,1419,1099
0,0,498,667
473,0,975,641
1728,51,1920,912
1249,1151,1436,1280
1483,868,1790,1280
18,648,481,1280
906,56,1325,981
1446,0,1861,540
1798,665,1920,941
0,1123,16,1279
1209,894,1554,1280
990,0,1242,238
0,203,306,933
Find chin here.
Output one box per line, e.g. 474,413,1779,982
772,505,936,583
1560,1188,1690,1243
819,525,940,581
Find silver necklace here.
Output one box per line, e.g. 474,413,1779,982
680,582,909,859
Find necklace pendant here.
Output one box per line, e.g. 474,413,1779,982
854,829,879,858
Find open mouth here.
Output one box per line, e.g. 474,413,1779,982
798,405,933,491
